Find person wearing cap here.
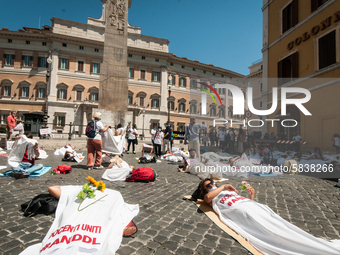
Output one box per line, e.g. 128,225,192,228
87,112,109,170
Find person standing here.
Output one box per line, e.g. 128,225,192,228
86,112,109,170
153,126,164,158
162,122,171,153
228,128,235,153
237,128,246,153
184,117,207,161
332,134,340,154
170,127,174,151
292,132,302,152
217,128,226,151
127,124,138,154
6,111,24,141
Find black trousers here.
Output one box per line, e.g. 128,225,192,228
127,139,135,152
154,144,161,156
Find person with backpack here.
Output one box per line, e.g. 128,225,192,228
153,127,164,158
86,112,109,170
126,124,138,154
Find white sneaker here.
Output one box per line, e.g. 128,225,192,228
93,165,104,169
87,167,93,170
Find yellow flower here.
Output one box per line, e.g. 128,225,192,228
87,176,97,186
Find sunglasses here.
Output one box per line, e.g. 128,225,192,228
205,181,214,189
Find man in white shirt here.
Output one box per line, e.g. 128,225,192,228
217,128,226,151
292,132,302,152
184,117,207,161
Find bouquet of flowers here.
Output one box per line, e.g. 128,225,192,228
77,176,107,211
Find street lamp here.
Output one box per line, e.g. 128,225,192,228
42,55,52,138
167,84,172,124
142,109,145,140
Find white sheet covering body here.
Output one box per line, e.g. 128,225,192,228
102,129,125,155
213,191,340,255
101,161,131,181
7,135,37,168
20,186,139,255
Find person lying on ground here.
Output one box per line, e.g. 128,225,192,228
10,132,43,178
141,143,154,157
191,178,340,255
179,148,196,172
305,147,325,160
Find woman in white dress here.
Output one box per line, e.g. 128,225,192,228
192,178,340,255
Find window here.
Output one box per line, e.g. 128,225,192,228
221,74,224,77
193,68,196,71
213,73,215,76
203,70,206,74
76,91,82,101
180,77,186,87
62,43,67,47
190,104,196,114
170,63,174,66
190,80,197,89
38,57,46,68
4,54,15,66
128,54,132,58
79,46,84,50
260,101,263,107
153,72,160,82
282,0,298,34
168,101,174,111
219,109,225,118
152,99,159,108
92,63,100,74
42,42,47,46
8,39,12,43
2,114,9,124
179,103,186,112
140,70,146,80
182,65,185,69
128,96,132,105
218,88,225,94
178,125,184,132
57,116,65,126
91,92,98,101
210,107,216,116
260,82,263,92
38,88,45,98
228,110,232,118
155,59,159,62
3,86,11,96
129,68,134,78
319,30,336,70
95,48,99,52
60,58,69,70
140,97,144,107
26,41,30,44
228,90,232,96
59,89,66,99
311,0,329,12
22,87,29,97
277,52,298,86
142,56,145,60
77,61,84,72
22,56,32,67
168,75,174,85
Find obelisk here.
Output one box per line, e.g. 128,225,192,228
96,0,133,126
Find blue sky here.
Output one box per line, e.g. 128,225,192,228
0,0,263,75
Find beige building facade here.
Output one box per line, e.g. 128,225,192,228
262,0,340,152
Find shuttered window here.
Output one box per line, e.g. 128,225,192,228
318,30,336,70
282,0,298,34
78,61,84,72
140,70,146,80
38,57,46,67
311,0,329,12
277,52,299,86
76,91,82,101
129,68,134,78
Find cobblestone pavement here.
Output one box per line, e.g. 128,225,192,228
0,150,340,255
